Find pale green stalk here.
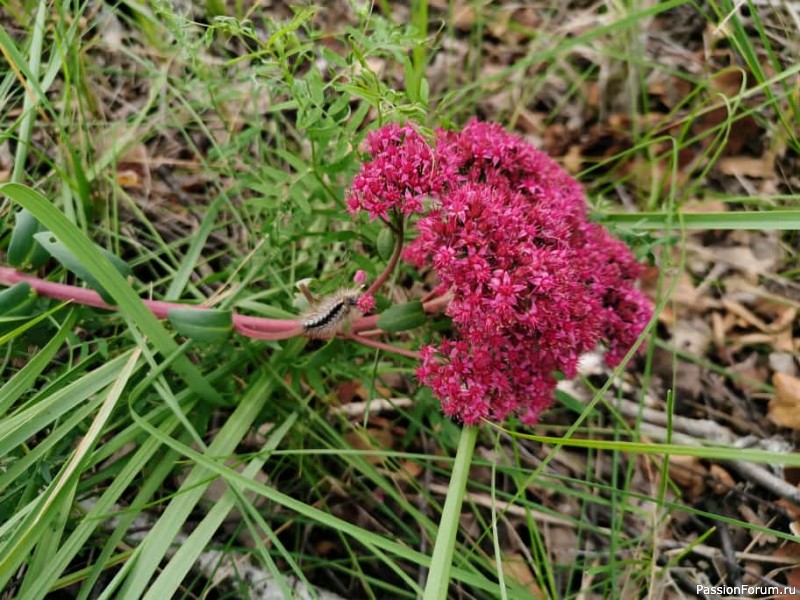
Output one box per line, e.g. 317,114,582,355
423,425,479,600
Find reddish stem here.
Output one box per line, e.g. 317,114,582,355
0,267,452,348
0,267,301,336
364,220,404,298
235,322,304,340
353,328,385,338
343,333,421,360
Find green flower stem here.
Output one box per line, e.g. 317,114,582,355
423,424,479,600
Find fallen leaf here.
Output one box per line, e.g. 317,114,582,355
395,460,423,481
776,498,800,520
335,380,368,405
711,68,745,97
546,525,578,566
730,352,770,394
708,464,736,494
772,542,800,598
713,245,778,279
493,553,544,598
668,454,708,501
738,504,776,546
116,169,141,187
671,317,712,356
722,299,769,331
718,155,775,178
767,373,800,430
116,143,151,192
344,425,394,465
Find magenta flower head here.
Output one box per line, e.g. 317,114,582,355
349,120,653,426
346,123,455,221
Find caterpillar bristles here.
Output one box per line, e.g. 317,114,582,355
301,288,361,338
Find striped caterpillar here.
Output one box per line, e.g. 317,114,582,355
301,288,362,338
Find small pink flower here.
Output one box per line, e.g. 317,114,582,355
353,270,367,286
356,294,376,314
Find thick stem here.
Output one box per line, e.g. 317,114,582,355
0,267,301,337
0,267,452,345
234,322,304,341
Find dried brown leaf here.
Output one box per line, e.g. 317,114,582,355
494,553,544,598
344,426,394,465
718,156,776,178
768,373,800,430
668,454,708,500
708,464,736,494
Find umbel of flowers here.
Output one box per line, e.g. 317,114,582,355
347,120,652,425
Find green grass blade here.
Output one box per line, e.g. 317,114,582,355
0,308,76,415
0,352,134,459
144,415,299,599
0,349,141,591
113,377,269,597
0,182,221,405
599,210,800,230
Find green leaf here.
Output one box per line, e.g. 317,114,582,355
167,308,233,344
7,209,50,269
0,349,142,590
376,227,396,261
307,70,324,106
328,93,351,123
33,231,132,303
143,414,299,599
419,77,429,106
117,373,274,599
288,178,312,214
0,283,36,317
376,301,426,333
0,300,68,345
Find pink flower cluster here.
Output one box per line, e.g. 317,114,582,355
348,120,652,425
347,124,455,221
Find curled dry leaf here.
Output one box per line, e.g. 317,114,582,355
667,454,708,501
718,155,776,178
772,542,800,599
738,504,776,546
767,372,800,430
708,464,736,495
344,422,394,466
496,552,545,599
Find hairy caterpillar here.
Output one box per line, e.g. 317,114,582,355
301,289,361,338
